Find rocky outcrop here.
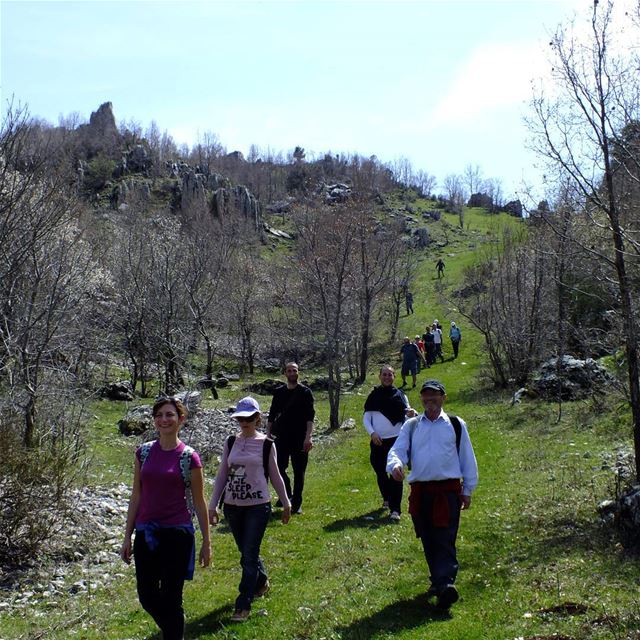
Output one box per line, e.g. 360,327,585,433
111,178,151,210
245,379,282,395
100,381,134,401
413,227,430,247
77,102,121,158
501,199,523,218
467,192,494,210
117,405,153,436
530,355,613,400
320,183,351,204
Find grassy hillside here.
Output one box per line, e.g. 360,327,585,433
2,206,639,640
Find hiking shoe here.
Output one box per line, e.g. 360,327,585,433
425,586,439,599
389,511,401,522
382,500,389,509
436,585,459,609
230,609,250,622
293,507,303,515
254,580,270,598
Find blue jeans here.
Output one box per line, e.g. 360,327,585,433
224,502,271,610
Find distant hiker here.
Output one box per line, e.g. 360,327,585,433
436,259,445,278
422,327,435,367
387,379,478,610
209,396,291,623
405,291,414,315
449,322,462,359
266,362,315,514
431,322,444,363
121,397,211,640
363,366,417,522
414,335,425,372
400,336,425,388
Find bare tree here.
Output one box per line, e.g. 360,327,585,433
443,173,465,227
463,163,483,198
386,247,419,341
529,0,640,480
352,202,405,382
289,203,359,429
182,206,236,384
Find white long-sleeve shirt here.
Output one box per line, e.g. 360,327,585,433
363,411,404,439
386,410,478,496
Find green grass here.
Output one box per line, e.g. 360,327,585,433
3,202,640,639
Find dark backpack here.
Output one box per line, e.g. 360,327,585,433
406,415,462,470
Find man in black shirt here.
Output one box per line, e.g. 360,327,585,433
267,362,315,514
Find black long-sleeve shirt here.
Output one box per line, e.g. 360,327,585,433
268,384,315,442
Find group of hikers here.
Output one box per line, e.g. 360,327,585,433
121,360,478,638
399,320,462,387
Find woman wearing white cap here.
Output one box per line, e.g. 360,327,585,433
209,396,291,623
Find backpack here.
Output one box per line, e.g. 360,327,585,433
139,441,196,516
218,435,275,508
405,415,462,470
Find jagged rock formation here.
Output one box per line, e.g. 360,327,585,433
77,102,121,158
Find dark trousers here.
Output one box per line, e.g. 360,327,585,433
411,491,461,591
224,502,271,611
425,345,436,366
369,437,403,513
274,436,309,512
134,527,193,640
451,339,460,358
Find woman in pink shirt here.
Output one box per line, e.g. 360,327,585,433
209,396,291,623
121,397,211,640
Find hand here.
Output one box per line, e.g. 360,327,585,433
405,408,418,418
208,508,219,526
391,465,404,482
371,432,382,446
303,437,313,453
460,495,472,510
281,506,291,524
120,537,132,564
199,543,211,568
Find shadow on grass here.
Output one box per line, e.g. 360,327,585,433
323,508,401,532
142,603,234,639
335,592,452,639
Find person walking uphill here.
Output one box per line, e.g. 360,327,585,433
266,362,315,514
387,380,478,610
121,397,211,640
209,396,291,623
449,322,462,359
400,336,425,388
363,365,417,521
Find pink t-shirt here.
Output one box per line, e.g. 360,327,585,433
135,441,202,526
210,433,290,509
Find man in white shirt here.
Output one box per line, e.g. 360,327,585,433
387,379,478,609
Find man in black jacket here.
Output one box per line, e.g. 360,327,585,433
267,362,315,514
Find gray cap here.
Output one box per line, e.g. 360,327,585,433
420,379,446,394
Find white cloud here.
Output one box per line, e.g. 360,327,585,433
427,39,555,130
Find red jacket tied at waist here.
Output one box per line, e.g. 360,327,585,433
409,479,462,527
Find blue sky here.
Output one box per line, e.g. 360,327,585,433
1,0,591,201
